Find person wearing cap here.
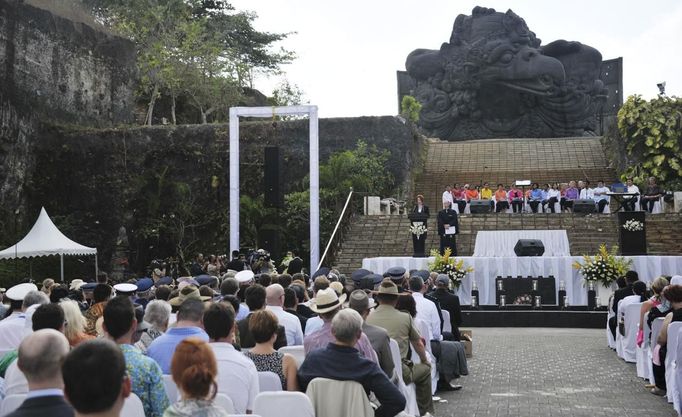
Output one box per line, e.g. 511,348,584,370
348,290,395,377
265,284,304,346
386,267,407,292
113,282,138,297
0,284,46,351
298,309,406,417
103,296,169,417
147,297,209,374
428,275,462,340
285,249,303,275
134,278,154,308
367,279,434,417
303,288,378,363
437,199,459,256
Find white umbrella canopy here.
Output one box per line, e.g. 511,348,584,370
0,207,97,280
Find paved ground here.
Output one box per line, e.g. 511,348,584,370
434,328,677,417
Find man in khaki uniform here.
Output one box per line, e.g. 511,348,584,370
367,279,434,417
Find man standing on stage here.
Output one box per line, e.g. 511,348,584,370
437,201,459,255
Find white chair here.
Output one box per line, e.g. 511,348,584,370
620,302,643,363
306,377,373,417
121,393,145,417
665,322,682,404
215,393,236,413
606,296,616,349
278,345,305,369
0,394,26,416
649,317,665,385
636,312,651,379
253,391,315,417
258,371,283,392
413,319,439,395
162,374,178,402
674,330,682,415
389,339,419,417
442,310,452,333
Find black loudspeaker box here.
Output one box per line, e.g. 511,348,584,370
469,200,491,214
514,239,545,257
573,199,596,213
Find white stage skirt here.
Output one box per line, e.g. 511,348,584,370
361,256,682,306
473,230,570,257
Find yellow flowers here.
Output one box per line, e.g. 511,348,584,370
573,244,632,287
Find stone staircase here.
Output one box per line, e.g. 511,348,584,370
333,213,682,274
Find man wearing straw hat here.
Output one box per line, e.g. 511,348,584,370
367,279,434,417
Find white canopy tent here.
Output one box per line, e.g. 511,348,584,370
0,207,97,281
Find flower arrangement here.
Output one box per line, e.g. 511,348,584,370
428,248,474,289
622,219,644,232
513,294,532,305
572,244,632,288
409,223,427,238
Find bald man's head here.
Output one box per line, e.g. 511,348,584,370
265,284,284,307
18,329,70,387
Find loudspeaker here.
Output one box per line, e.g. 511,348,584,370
469,200,491,213
514,239,545,257
573,199,596,213
264,147,283,207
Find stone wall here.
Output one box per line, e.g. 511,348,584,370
15,116,416,276
0,0,136,125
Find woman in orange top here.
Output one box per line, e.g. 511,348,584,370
464,184,479,201
494,184,509,213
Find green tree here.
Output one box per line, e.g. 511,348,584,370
618,94,682,185
401,95,422,123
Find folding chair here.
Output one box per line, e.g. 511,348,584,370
389,339,419,416
253,391,314,417
442,310,452,334
162,374,178,402
636,312,651,379
278,345,305,369
621,303,643,363
215,393,235,413
306,378,373,417
258,371,283,392
121,393,145,417
665,322,682,404
649,317,665,385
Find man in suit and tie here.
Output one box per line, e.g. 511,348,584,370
609,271,639,340
438,200,459,256
7,329,73,417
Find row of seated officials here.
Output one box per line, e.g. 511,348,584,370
441,177,665,214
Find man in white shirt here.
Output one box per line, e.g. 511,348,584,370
409,278,442,342
592,180,611,213
265,284,304,345
578,180,594,200
0,285,47,351
623,177,640,212
442,185,454,209
204,303,259,414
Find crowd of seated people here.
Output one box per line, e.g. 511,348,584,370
0,260,472,417
439,176,667,214
608,272,682,408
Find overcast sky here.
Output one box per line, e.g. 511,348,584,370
230,0,682,118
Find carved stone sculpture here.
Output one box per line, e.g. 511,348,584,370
405,6,608,140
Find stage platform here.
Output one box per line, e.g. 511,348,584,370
461,306,607,328
362,255,682,306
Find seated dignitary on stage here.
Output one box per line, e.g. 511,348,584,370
641,176,664,213
442,185,454,208
561,181,579,212
479,182,494,210
623,177,640,212
592,180,611,213
528,183,545,213
298,309,406,417
507,184,524,213
543,183,561,213
451,184,467,213
437,200,459,256
494,184,509,212
5,329,73,417
348,290,395,377
367,280,434,417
